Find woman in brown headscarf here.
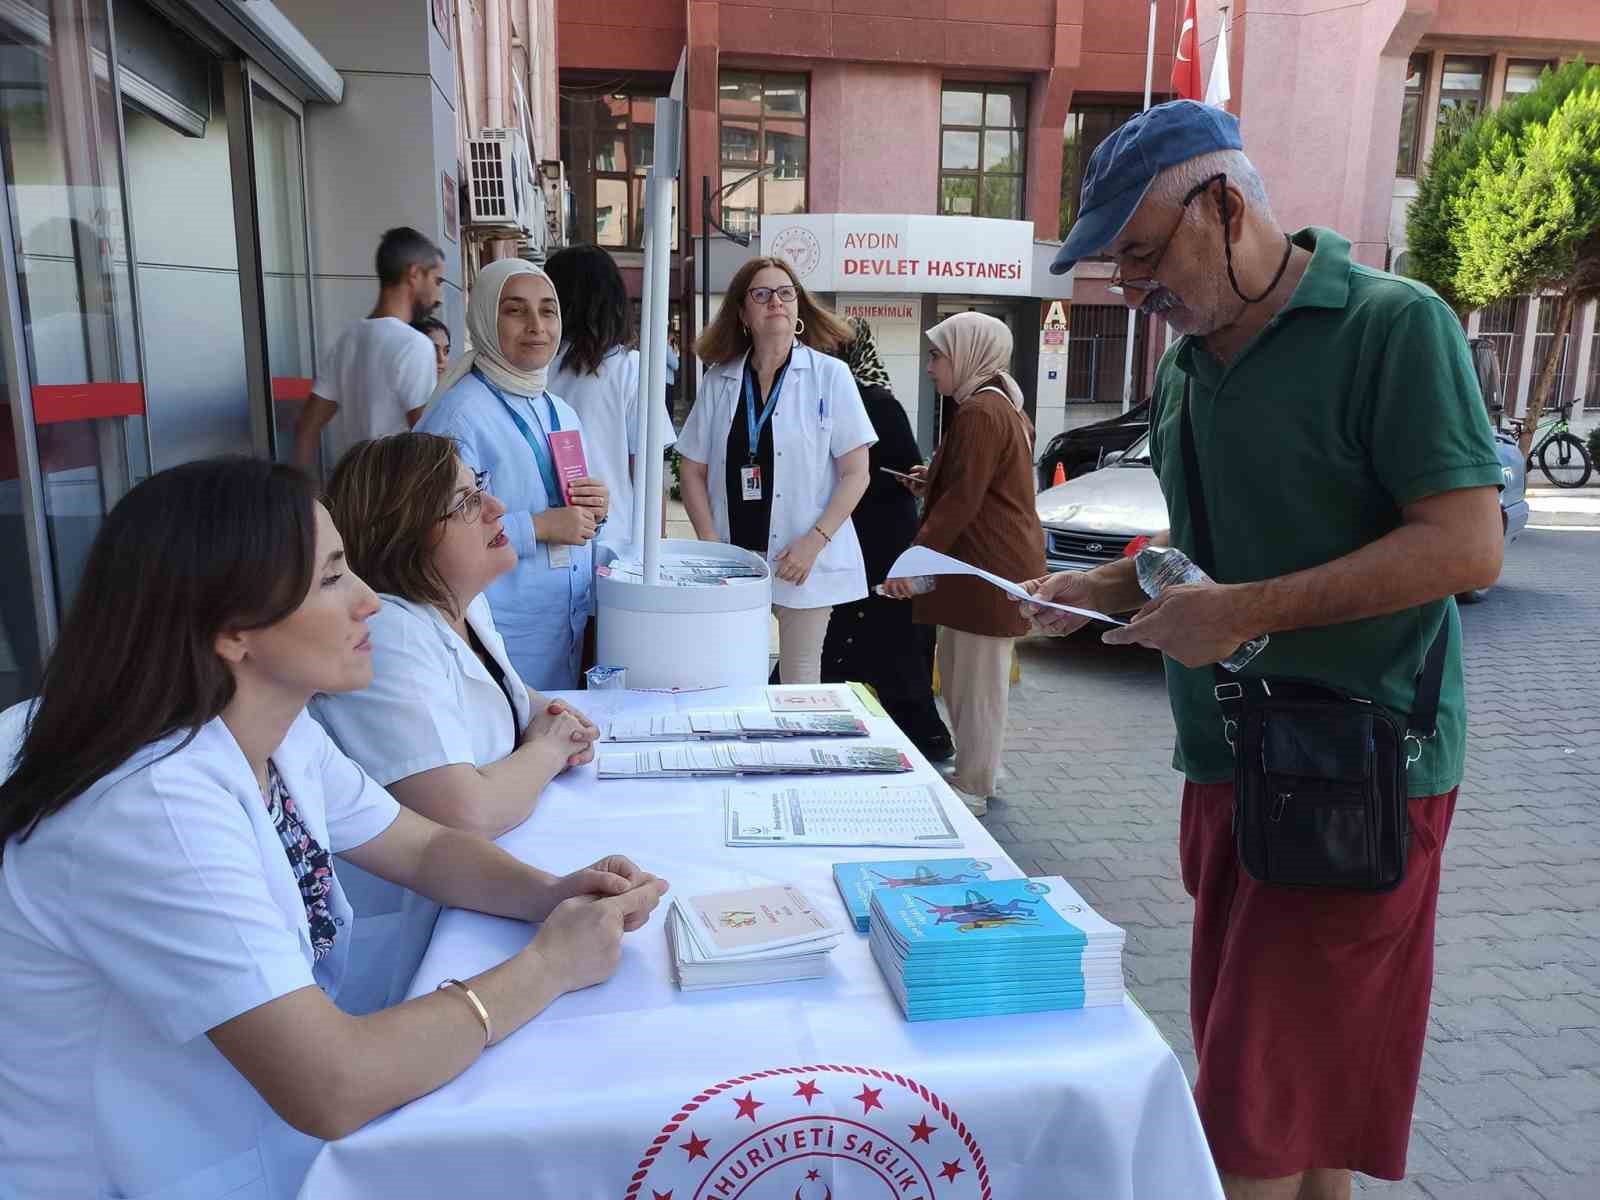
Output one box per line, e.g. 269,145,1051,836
883,312,1044,816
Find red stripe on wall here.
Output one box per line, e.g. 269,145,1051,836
32,382,145,425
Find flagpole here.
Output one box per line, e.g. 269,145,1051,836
1121,0,1159,415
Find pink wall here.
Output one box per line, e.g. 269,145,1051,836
808,63,942,214
1227,0,1437,267
1431,0,1600,42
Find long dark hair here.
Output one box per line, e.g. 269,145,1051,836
0,458,320,861
544,243,629,377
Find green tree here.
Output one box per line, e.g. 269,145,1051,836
1406,59,1600,457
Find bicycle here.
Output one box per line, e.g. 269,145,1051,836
1504,401,1593,488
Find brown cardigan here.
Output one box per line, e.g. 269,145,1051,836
912,387,1046,637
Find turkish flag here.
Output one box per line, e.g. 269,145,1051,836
1172,0,1202,100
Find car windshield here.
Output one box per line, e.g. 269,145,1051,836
1116,432,1151,465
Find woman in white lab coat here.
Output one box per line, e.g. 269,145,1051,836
678,256,876,683
0,458,666,1200
312,433,602,1011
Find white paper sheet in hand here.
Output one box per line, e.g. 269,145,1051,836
885,545,1127,625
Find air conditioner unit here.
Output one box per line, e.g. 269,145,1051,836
466,127,540,239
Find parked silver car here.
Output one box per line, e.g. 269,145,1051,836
1034,428,1528,601
1035,432,1164,574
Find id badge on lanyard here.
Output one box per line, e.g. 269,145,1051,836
742,360,786,503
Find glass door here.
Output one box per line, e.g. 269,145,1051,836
241,65,314,465
0,0,148,696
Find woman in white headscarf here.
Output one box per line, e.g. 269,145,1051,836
882,312,1044,817
416,259,608,690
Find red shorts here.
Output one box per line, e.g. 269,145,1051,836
1180,780,1457,1180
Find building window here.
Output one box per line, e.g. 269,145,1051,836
1504,59,1555,99
718,71,808,243
560,85,671,249
1061,103,1140,233
1436,56,1488,133
939,83,1027,220
1396,53,1428,178
1534,297,1573,408
1477,296,1525,386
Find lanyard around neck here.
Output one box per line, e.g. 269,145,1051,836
743,354,789,463
474,368,565,508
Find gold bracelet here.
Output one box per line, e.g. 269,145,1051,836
437,978,492,1047
813,523,831,543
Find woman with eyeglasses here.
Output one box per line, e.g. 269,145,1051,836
678,257,875,683
416,259,607,691
312,434,604,1010
0,458,665,1200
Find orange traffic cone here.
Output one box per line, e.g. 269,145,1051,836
1051,461,1066,486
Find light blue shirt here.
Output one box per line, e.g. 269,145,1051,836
417,372,592,690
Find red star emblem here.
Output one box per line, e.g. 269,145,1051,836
908,1115,936,1143
939,1160,965,1183
794,1079,822,1105
680,1131,711,1161
854,1085,884,1114
733,1090,764,1122
806,1169,820,1181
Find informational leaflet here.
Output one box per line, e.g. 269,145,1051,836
884,546,1127,625
602,710,868,743
766,686,850,712
725,784,963,848
678,885,838,959
598,744,911,779
598,555,767,587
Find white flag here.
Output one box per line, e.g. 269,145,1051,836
1205,8,1232,110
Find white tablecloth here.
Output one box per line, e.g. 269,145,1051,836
301,686,1221,1199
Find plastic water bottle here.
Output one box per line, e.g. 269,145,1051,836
874,575,937,597
1133,546,1268,672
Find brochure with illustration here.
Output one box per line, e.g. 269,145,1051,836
832,857,1024,933
766,686,850,713
603,710,868,743
676,885,839,960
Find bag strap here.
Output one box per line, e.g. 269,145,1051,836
1178,379,1449,743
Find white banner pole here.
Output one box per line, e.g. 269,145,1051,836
1122,0,1160,415
642,98,682,586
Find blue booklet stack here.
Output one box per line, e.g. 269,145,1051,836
867,876,1126,1022
832,857,1020,933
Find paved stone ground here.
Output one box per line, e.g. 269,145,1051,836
986,528,1600,1198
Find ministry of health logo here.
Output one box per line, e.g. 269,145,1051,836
626,1065,990,1200
769,226,823,279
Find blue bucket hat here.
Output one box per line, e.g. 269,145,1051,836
1050,100,1243,275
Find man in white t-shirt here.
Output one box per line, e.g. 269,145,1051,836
294,227,446,470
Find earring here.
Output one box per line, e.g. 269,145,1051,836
740,321,749,336
793,317,805,336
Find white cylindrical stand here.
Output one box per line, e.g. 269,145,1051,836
595,541,772,688
631,189,658,554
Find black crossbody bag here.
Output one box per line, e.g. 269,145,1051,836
1178,384,1446,892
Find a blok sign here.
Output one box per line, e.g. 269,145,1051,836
763,214,1034,297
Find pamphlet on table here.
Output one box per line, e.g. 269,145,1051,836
725,784,963,848
766,686,850,713
602,710,868,743
832,857,1025,933
666,884,843,991
599,743,910,779
868,876,1126,1021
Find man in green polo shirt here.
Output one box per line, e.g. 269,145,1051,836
1023,102,1504,1200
